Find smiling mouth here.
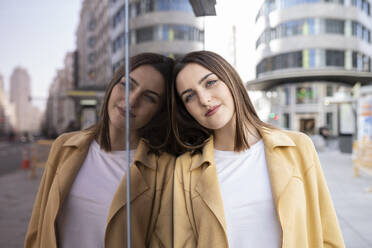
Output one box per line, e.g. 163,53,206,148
205,105,220,117
117,107,136,118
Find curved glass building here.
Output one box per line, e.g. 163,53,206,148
249,0,372,135
110,0,204,72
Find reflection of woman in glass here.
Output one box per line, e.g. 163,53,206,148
171,51,344,247
25,53,175,248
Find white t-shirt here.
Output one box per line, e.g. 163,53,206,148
214,140,282,247
57,140,135,248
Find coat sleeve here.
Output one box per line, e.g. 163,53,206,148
307,139,345,248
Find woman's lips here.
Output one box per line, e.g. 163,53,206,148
117,107,136,118
205,105,220,117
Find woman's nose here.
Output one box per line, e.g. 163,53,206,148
129,90,140,107
198,90,211,106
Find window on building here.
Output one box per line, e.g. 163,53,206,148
136,26,155,43
88,53,96,64
303,49,316,68
285,86,291,105
156,0,193,11
296,86,316,104
326,85,333,96
88,37,96,48
325,19,344,34
163,24,203,42
88,20,96,31
326,50,344,67
89,70,96,80
326,112,333,129
283,113,290,129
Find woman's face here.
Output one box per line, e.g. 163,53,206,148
108,65,164,132
176,63,235,131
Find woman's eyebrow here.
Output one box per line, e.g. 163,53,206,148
180,72,214,98
198,72,214,85
129,76,139,86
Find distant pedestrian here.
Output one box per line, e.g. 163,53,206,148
25,53,175,248
171,51,345,247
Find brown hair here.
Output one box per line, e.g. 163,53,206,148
171,50,274,154
91,53,174,153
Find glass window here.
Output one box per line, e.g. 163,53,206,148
88,37,96,48
157,0,193,11
326,50,344,67
326,85,333,96
296,86,316,104
326,112,333,129
285,86,291,105
325,19,344,34
136,26,155,43
88,20,96,31
88,53,95,64
283,113,290,129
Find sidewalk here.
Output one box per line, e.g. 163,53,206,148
318,149,372,248
0,150,371,247
0,168,41,248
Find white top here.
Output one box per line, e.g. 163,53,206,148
57,140,135,248
214,140,282,247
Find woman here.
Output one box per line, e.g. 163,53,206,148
25,53,175,248
171,51,345,248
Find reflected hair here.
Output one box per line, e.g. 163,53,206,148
171,50,274,154
91,53,174,153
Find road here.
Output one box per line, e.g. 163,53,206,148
0,142,30,176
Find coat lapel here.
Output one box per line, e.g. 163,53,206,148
260,128,297,205
192,138,228,242
54,131,94,209
106,140,154,225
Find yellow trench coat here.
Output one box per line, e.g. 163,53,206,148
25,130,174,248
174,128,345,248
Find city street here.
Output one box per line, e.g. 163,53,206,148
0,142,29,176
0,145,371,247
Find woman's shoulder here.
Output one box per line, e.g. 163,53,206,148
280,129,313,146
53,130,93,147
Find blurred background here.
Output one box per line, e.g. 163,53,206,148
1,0,372,247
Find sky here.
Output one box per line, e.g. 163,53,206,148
0,0,262,112
0,0,81,111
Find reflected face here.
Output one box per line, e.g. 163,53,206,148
108,65,164,132
176,63,235,131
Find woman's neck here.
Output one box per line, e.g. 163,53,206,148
109,126,139,150
213,118,261,151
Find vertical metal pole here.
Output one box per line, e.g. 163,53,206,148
124,0,131,246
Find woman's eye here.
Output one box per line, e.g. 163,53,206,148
206,80,217,87
120,82,134,90
143,94,157,103
184,93,194,103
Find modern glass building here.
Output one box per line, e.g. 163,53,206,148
248,0,372,135
110,0,204,72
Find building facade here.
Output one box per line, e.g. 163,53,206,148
43,53,79,136
0,74,16,137
9,67,41,133
71,0,204,129
110,0,204,72
249,0,372,136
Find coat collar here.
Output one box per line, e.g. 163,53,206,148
190,128,296,171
